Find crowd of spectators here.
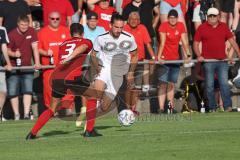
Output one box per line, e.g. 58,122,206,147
1,0,240,121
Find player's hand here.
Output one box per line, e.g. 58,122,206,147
4,64,12,71
47,49,53,57
127,72,134,89
228,57,235,65
158,56,164,64
184,56,192,64
34,63,41,70
197,56,204,62
15,49,21,58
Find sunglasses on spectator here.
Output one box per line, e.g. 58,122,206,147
50,17,60,21
207,14,217,18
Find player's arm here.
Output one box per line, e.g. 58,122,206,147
61,44,88,64
87,0,100,10
157,32,166,62
31,42,41,69
180,32,191,59
2,43,12,71
90,49,101,74
127,49,138,86
154,0,162,4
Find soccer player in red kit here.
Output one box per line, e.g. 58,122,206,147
26,23,99,139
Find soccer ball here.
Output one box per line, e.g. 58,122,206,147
118,109,135,126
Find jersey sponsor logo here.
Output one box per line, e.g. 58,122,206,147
175,30,179,35
119,40,132,50
49,42,63,47
26,35,32,39
103,42,117,52
61,34,66,39
100,13,112,21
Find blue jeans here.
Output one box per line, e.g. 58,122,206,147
7,71,34,98
203,62,232,110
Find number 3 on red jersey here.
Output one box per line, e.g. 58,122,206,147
61,43,76,60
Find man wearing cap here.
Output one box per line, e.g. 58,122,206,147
194,7,240,112
157,9,191,113
84,11,105,43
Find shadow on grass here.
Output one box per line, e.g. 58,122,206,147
42,130,71,137
95,125,121,130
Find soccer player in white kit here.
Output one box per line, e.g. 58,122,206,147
90,13,138,112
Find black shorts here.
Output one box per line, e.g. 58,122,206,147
219,0,235,13
52,76,89,98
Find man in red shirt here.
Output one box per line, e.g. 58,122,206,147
124,11,155,114
87,0,116,31
194,7,240,112
7,15,41,120
34,0,74,27
26,23,98,139
38,11,71,108
157,9,191,113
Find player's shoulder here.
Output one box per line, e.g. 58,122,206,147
121,31,134,39
98,31,110,38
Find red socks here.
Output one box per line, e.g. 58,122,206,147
86,99,97,132
31,109,54,135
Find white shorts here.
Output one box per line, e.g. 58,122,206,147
95,66,123,100
192,4,201,22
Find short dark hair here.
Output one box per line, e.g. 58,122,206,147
168,9,178,18
110,12,124,24
70,23,84,36
17,15,30,23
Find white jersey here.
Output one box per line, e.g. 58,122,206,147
93,31,137,76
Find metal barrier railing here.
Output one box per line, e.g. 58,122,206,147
0,65,55,71
0,58,238,71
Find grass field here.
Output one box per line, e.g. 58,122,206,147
0,112,240,160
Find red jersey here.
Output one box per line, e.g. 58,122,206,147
124,24,151,60
194,22,233,59
38,25,71,66
93,5,116,31
164,0,181,7
158,22,186,60
41,0,74,26
52,37,93,81
8,27,38,66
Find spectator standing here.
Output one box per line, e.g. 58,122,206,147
157,9,191,113
36,0,74,27
0,0,32,32
160,0,186,25
194,8,240,112
87,0,116,31
7,15,40,120
123,11,155,114
83,11,105,43
38,11,71,108
0,26,12,121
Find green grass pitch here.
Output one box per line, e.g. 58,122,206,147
0,113,240,160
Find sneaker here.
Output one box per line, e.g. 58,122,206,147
224,107,232,112
158,109,165,114
15,114,20,121
76,106,86,127
1,117,7,122
25,132,36,140
208,109,216,113
83,128,102,137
